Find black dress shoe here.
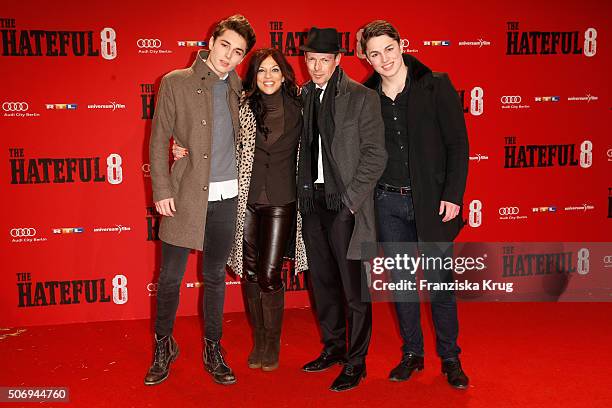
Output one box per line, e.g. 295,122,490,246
302,351,346,372
442,359,469,389
389,353,424,382
330,363,366,392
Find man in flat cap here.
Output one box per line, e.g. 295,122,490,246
297,27,387,392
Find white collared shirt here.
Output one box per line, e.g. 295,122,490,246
314,82,327,184
208,179,238,201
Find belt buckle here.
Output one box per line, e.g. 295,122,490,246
399,186,411,195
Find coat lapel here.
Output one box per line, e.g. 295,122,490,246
226,71,242,143
301,82,315,144
331,75,350,152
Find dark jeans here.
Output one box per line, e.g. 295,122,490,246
375,187,461,360
302,189,372,366
243,201,296,292
154,197,237,341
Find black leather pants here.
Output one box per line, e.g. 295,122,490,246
243,201,296,292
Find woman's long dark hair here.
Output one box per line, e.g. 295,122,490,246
243,48,301,137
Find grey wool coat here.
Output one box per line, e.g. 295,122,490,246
149,50,242,251
300,70,387,260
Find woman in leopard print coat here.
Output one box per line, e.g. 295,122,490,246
227,96,308,279
229,48,307,372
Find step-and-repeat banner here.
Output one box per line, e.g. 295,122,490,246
1,0,609,326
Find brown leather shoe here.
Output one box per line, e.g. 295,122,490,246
144,334,179,386
203,338,237,385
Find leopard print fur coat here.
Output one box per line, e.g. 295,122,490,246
227,102,308,276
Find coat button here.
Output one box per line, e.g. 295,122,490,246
203,154,209,159
196,89,203,94
202,186,208,191
201,120,207,126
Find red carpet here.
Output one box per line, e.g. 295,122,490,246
2,302,611,407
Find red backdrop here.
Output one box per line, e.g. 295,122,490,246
1,0,609,327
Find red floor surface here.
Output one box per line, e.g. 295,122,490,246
2,302,611,408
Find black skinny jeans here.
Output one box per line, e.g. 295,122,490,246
154,197,237,341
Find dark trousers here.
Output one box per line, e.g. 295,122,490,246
154,197,237,341
243,201,296,292
375,187,461,360
302,190,372,366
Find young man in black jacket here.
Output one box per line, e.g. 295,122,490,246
360,20,470,389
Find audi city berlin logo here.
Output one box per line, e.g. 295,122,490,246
500,96,521,104
10,228,37,237
3,102,29,112
498,207,520,215
137,39,162,48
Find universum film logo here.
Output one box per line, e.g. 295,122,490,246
93,225,131,234
87,101,126,111
458,39,491,48
567,93,599,103
564,204,595,213
469,153,489,163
